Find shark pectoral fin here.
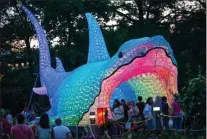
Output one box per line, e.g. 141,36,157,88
33,86,47,95
85,13,110,63
55,57,65,72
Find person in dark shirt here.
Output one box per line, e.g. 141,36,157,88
121,99,129,122
136,96,145,120
161,96,169,129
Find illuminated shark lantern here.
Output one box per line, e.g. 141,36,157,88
21,5,178,125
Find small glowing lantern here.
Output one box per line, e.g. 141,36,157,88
97,107,107,125
90,112,96,124
153,107,160,112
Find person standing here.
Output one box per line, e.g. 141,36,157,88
11,113,34,139
111,99,124,121
35,113,54,139
136,96,145,120
29,111,36,125
111,99,125,135
1,115,11,138
153,96,162,130
127,101,139,122
53,118,72,139
170,94,182,130
121,99,129,122
161,96,169,130
143,97,154,129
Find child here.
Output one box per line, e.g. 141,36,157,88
127,101,139,122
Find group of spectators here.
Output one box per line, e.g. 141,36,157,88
111,95,183,130
0,94,182,138
0,113,72,139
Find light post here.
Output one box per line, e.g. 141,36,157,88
153,106,162,130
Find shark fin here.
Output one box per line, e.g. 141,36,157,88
21,5,51,86
85,13,110,63
55,57,65,72
33,86,47,95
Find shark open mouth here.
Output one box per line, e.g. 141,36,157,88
79,47,177,124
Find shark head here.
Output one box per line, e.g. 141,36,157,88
80,35,178,124
96,36,178,112
80,15,178,124
21,5,178,125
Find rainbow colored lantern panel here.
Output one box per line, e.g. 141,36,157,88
21,5,178,126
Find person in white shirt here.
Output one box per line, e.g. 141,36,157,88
53,118,73,139
111,99,124,121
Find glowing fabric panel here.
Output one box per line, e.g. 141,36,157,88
110,82,137,107
55,61,107,125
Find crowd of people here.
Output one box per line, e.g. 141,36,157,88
111,95,183,131
0,113,73,139
0,94,182,139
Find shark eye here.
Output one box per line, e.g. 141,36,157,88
140,51,145,55
118,51,123,58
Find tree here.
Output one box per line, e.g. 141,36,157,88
180,67,206,129
1,70,34,114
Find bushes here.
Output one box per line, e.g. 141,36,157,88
121,130,205,139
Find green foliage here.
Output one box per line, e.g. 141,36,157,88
180,67,206,129
121,131,205,139
1,70,34,114
51,45,86,71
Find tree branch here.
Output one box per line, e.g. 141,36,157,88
2,10,22,38
197,0,206,9
102,24,120,28
115,10,138,23
134,0,144,20
146,3,151,19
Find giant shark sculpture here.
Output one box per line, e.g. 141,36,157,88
21,5,178,125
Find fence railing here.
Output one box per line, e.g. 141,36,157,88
68,123,206,139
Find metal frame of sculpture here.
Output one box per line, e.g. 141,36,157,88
21,5,178,125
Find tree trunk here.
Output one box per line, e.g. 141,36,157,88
146,4,151,19
67,13,72,46
25,36,33,72
135,0,144,20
